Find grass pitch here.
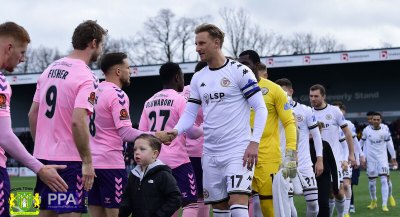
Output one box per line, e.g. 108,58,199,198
10,170,400,216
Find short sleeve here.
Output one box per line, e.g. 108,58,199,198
0,75,11,117
138,104,149,131
74,79,96,115
361,129,367,141
33,79,40,103
334,107,347,128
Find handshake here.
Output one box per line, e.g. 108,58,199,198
154,129,178,144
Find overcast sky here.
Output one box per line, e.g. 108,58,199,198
2,0,399,54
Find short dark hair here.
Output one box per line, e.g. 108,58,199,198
72,20,107,50
373,112,382,118
159,62,181,84
310,84,326,96
100,52,127,74
0,22,30,43
366,111,377,116
275,78,293,88
195,23,225,48
332,101,346,111
239,50,261,64
134,134,162,153
257,63,267,71
194,61,207,72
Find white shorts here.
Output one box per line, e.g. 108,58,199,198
367,161,389,178
202,153,254,204
292,167,318,195
342,166,353,180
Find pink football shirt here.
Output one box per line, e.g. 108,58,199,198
0,72,10,167
181,85,203,157
90,81,132,169
33,57,98,161
139,89,190,169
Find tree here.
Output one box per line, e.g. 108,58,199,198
176,17,198,62
219,8,249,58
12,46,61,74
219,8,288,58
288,33,345,54
139,9,205,64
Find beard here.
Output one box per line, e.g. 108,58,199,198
121,77,131,88
90,50,101,63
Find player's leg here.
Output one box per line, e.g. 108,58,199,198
367,161,378,209
189,156,210,217
333,169,345,217
380,175,389,211
58,212,82,217
342,179,351,216
88,169,104,217
171,162,199,217
249,192,263,217
387,174,396,207
38,211,58,217
298,168,319,217
342,167,352,216
253,162,280,217
88,206,104,217
349,167,360,213
202,155,230,217
225,154,254,217
0,168,11,217
379,163,390,211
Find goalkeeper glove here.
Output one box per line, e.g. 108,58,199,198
283,149,297,179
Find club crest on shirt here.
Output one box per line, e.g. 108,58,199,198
0,94,6,109
220,77,230,87
261,87,269,95
203,189,209,199
296,114,304,122
88,92,96,105
325,114,333,120
119,109,130,120
284,102,291,110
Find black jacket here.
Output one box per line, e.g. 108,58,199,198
119,160,182,217
309,139,339,194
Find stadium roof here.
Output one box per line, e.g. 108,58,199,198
5,47,400,86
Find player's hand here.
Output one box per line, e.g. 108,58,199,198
360,157,366,169
164,129,178,145
283,149,297,179
243,141,259,169
391,159,398,170
348,154,356,168
341,161,349,171
155,131,173,144
315,157,324,177
82,162,96,191
37,165,68,192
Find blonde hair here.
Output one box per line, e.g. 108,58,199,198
195,23,225,48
